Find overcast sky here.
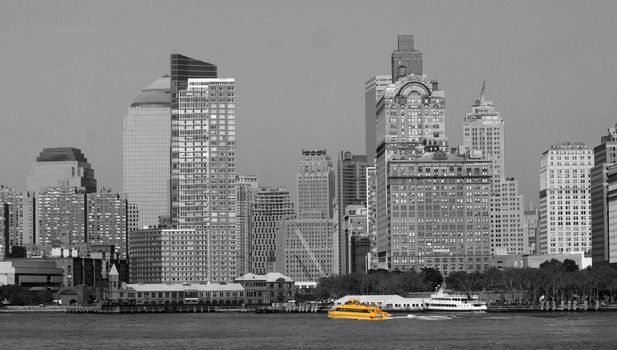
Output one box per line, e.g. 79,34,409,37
1,0,616,206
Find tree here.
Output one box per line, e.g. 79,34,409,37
421,267,443,291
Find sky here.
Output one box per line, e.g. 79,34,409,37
1,0,616,206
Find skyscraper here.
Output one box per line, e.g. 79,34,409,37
251,187,295,274
590,125,617,264
391,34,423,82
463,84,526,255
123,75,171,228
35,185,86,247
0,186,24,257
86,190,128,258
236,175,259,276
336,151,368,274
170,54,217,227
27,147,96,193
538,142,593,254
297,150,335,219
365,75,392,163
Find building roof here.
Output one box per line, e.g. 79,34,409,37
36,147,89,163
108,264,119,276
123,282,244,292
235,272,294,283
131,75,171,108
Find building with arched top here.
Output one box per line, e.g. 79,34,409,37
123,75,171,228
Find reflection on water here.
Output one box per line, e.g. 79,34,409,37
0,312,615,349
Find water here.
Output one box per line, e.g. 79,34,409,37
1,312,615,349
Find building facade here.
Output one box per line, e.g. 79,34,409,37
235,175,259,276
0,186,24,256
297,150,335,219
365,75,392,163
336,151,368,274
250,188,295,274
27,147,96,193
123,75,171,228
275,218,336,282
86,191,128,258
591,125,617,265
538,142,593,254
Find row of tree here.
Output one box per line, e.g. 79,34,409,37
0,285,54,306
311,260,617,305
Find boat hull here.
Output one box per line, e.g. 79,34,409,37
328,312,389,320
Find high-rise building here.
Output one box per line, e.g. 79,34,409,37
250,187,295,274
604,165,617,264
365,166,378,270
171,61,237,282
123,75,171,228
336,151,368,274
236,175,259,275
170,54,217,226
128,227,198,283
463,85,526,255
27,147,96,193
365,75,392,163
463,83,504,189
591,125,617,265
86,191,128,258
0,186,24,256
343,205,369,274
391,34,423,82
538,142,593,254
35,185,86,247
297,150,335,219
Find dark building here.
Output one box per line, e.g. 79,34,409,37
350,236,371,274
391,34,423,82
337,151,368,274
591,125,617,265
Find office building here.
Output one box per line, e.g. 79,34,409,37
236,175,259,275
336,151,368,274
343,205,370,274
365,166,378,270
27,147,96,193
297,150,335,219
250,187,295,274
605,165,617,264
591,125,617,265
365,75,392,163
524,208,539,254
123,75,171,228
35,185,86,247
538,142,593,254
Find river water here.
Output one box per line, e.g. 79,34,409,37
1,312,615,349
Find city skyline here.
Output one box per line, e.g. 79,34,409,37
1,1,617,208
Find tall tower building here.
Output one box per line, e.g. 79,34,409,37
236,175,259,276
86,190,128,258
170,54,217,227
391,34,423,82
123,75,171,228
365,75,392,163
463,84,526,255
539,142,593,254
35,185,86,247
27,147,97,193
0,186,24,256
336,151,368,274
463,82,505,188
251,187,295,274
172,76,237,283
297,150,335,219
365,166,378,270
591,125,617,264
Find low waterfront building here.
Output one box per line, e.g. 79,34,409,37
333,295,424,312
234,272,295,305
0,259,63,292
113,282,247,306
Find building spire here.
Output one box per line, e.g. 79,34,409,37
480,81,486,104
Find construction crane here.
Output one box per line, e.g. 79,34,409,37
294,255,313,281
294,227,326,278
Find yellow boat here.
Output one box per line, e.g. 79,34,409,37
327,299,390,320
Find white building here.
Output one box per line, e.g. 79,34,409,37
539,142,593,254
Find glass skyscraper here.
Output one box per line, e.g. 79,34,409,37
123,75,171,228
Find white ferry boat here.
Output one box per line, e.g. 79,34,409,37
424,284,487,312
